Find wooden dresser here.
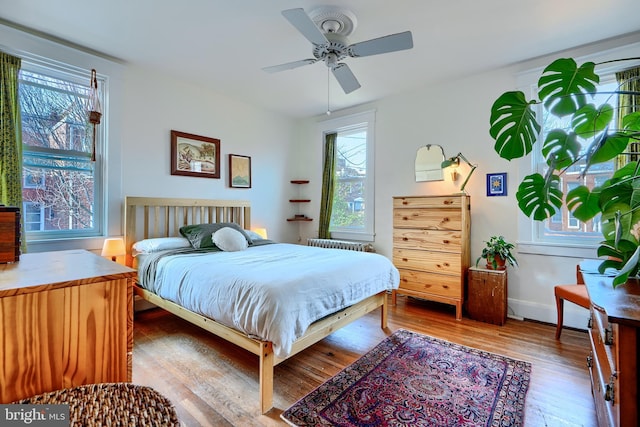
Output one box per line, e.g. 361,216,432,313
391,195,471,320
0,250,136,403
582,269,640,427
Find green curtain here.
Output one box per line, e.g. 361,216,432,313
616,67,640,166
318,132,336,239
0,51,26,253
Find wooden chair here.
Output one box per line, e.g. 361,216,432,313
554,265,590,339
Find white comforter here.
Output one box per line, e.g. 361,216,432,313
139,243,399,358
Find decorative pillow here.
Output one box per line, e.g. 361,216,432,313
212,227,248,252
179,222,252,249
132,237,192,255
244,230,265,242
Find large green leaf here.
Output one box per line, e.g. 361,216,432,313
566,185,600,222
572,103,613,138
601,203,634,243
589,132,631,163
541,129,579,169
516,173,563,220
538,58,599,117
489,91,541,160
598,162,638,211
623,111,640,131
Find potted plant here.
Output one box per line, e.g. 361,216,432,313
476,236,518,270
489,57,640,286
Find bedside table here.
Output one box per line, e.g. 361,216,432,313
467,267,507,325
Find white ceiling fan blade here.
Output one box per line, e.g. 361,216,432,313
282,8,328,46
332,63,361,94
262,59,318,73
349,31,413,57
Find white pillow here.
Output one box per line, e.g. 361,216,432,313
213,227,248,252
132,237,192,255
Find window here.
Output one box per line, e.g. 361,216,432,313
18,65,104,240
320,111,375,241
532,80,617,245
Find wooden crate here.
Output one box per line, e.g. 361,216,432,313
467,267,507,325
0,206,20,263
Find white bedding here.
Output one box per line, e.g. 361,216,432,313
138,243,399,358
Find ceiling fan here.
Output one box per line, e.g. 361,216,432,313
262,6,413,94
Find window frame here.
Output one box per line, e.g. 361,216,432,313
318,110,376,242
19,60,106,241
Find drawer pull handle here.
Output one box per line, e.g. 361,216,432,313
587,316,592,329
605,327,614,346
402,237,408,241
605,378,615,402
403,216,408,221
586,355,592,368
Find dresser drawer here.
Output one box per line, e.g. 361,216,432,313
393,248,461,275
393,196,464,209
393,228,462,252
393,208,462,230
591,305,617,374
398,269,461,299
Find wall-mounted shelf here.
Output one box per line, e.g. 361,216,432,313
288,180,312,222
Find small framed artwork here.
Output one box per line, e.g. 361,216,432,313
487,173,507,197
229,154,251,188
170,130,220,178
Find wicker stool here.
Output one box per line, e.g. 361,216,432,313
14,383,180,426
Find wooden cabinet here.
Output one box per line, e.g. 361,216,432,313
0,206,20,263
0,250,136,403
583,271,639,427
467,267,507,325
391,195,470,320
287,180,312,222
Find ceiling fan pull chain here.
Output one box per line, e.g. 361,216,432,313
326,67,331,115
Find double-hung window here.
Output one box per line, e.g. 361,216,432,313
515,50,639,256
19,64,105,240
320,111,376,241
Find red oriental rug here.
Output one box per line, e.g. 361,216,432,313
281,329,531,427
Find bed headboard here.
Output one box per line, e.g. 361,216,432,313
124,196,251,267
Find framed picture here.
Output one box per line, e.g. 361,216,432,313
487,173,507,197
170,130,220,178
229,154,251,188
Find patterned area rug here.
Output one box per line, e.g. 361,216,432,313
281,329,531,427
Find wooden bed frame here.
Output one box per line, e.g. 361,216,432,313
124,196,389,413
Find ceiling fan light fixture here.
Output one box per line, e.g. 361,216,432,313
308,6,357,37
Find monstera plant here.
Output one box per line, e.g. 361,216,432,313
489,57,640,286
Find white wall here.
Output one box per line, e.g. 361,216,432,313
293,35,640,329
120,65,298,244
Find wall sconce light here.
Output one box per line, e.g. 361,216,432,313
101,237,125,262
88,68,102,162
252,227,268,239
441,152,477,193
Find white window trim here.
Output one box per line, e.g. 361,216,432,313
514,41,640,258
317,110,376,242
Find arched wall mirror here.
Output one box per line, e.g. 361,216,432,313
415,144,445,182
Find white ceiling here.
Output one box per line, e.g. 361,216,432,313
1,0,639,118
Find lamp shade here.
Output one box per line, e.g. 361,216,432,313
253,227,268,239
101,237,125,260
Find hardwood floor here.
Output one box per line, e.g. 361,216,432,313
132,294,596,426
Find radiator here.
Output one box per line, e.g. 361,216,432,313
307,238,374,252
